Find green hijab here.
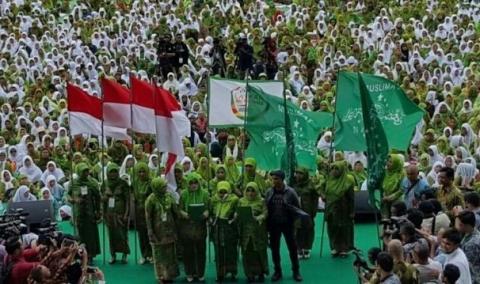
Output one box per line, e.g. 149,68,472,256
149,177,175,216
239,181,263,207
181,172,209,209
225,155,240,183
197,157,213,181
325,161,353,202
382,154,405,196
212,181,238,219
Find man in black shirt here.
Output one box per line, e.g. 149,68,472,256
156,34,175,79
265,170,302,282
173,34,189,73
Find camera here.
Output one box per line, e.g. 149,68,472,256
380,216,407,238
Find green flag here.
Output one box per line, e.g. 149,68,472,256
245,85,332,174
358,73,389,210
335,72,424,152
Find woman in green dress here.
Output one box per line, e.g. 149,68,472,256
237,182,269,283
381,154,405,219
324,161,355,257
103,163,130,264
208,164,231,196
67,162,101,263
293,166,319,259
178,172,210,282
146,177,180,283
132,162,153,264
225,155,240,184
210,181,239,282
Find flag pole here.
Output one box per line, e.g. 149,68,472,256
320,70,340,258
206,76,212,263
281,69,295,184
240,69,250,196
67,88,77,237
100,80,106,266
129,75,138,264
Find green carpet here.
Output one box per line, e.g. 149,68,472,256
58,214,379,283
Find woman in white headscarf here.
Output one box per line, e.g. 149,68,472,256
317,131,333,156
461,123,477,148
13,185,37,202
18,156,42,183
181,156,194,174
454,146,470,164
43,174,65,204
148,154,159,172
427,161,444,187
54,127,70,147
1,170,16,192
41,161,65,185
119,154,136,185
163,72,179,93
289,71,304,95
427,145,444,166
178,77,198,97
455,162,477,189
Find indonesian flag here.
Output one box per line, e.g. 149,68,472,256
67,83,131,141
164,89,191,138
101,77,131,128
155,86,185,173
130,76,156,134
67,83,102,136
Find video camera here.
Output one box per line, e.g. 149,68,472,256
380,216,407,238
0,208,29,240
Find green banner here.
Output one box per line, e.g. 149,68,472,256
335,72,424,152
245,85,332,174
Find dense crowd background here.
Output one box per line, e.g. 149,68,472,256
1,0,480,283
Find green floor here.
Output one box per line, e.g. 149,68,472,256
59,214,379,283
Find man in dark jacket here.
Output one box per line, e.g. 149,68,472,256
265,170,302,282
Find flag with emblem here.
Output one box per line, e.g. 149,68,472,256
245,85,332,173
358,73,389,210
334,72,423,151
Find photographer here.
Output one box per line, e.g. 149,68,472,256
4,236,41,284
210,38,226,77
173,34,189,74
156,34,175,79
233,34,253,79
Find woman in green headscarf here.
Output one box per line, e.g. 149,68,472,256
103,163,130,264
208,164,231,196
146,177,180,283
132,162,153,264
67,162,101,262
237,182,268,282
225,155,240,184
133,144,148,163
236,158,267,197
178,173,210,282
210,181,239,282
293,166,319,259
436,136,451,155
324,161,355,257
351,160,367,191
381,154,405,218
196,157,215,183
418,153,431,174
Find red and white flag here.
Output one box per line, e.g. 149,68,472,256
67,83,130,141
67,83,102,136
155,86,185,173
130,76,156,134
163,89,191,137
101,77,132,128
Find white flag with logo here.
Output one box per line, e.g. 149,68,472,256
208,78,283,127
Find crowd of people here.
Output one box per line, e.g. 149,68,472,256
1,0,480,283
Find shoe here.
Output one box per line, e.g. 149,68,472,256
146,257,153,263
198,276,205,282
331,249,339,257
271,272,283,282
304,250,311,259
108,258,116,264
339,252,348,258
293,272,303,282
186,276,194,282
138,258,146,265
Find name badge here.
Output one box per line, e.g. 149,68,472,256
108,198,115,208
80,186,88,195
161,212,167,222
